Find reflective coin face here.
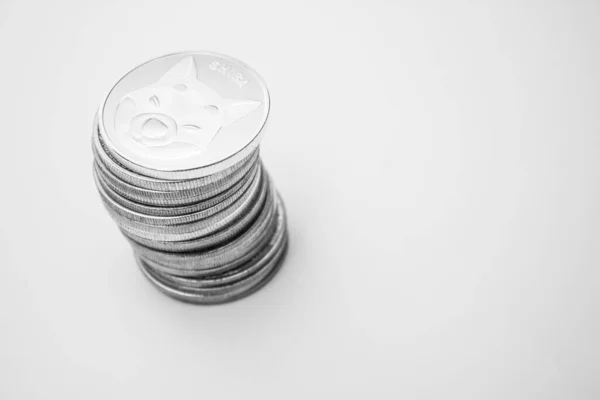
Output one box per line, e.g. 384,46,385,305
100,52,270,173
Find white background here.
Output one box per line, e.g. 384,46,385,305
1,0,599,398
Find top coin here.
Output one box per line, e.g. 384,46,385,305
99,52,270,177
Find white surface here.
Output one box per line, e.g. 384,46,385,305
0,1,599,398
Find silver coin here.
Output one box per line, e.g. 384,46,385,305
145,208,287,288
98,52,270,180
129,188,278,271
93,159,262,227
112,169,268,242
95,162,260,225
93,153,257,207
120,183,276,253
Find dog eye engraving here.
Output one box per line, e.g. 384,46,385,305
149,95,160,108
181,124,202,132
204,105,219,115
115,56,262,159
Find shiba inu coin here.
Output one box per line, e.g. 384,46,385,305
92,52,287,304
99,52,270,180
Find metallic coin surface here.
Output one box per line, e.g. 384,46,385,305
99,52,270,179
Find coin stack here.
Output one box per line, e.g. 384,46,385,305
92,52,288,304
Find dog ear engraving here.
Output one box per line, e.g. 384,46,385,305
158,56,197,84
220,99,261,126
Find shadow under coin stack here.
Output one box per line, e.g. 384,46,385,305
92,52,288,304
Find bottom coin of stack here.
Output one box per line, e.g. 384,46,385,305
92,123,288,304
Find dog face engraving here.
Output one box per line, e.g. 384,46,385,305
114,56,261,159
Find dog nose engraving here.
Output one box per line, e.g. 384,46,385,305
142,118,168,138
